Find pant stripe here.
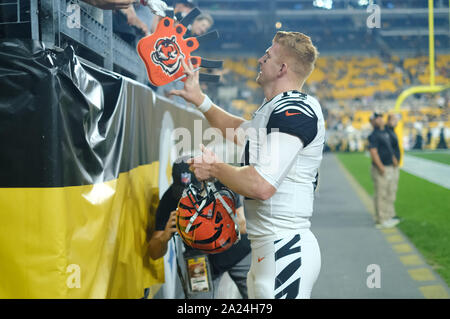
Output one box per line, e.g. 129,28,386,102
247,231,320,299
275,257,301,290
275,234,301,260
274,234,302,299
275,278,300,299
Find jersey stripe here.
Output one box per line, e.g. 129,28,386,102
297,101,317,118
274,98,309,110
274,100,317,118
273,104,314,118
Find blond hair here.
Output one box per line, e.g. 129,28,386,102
273,31,318,79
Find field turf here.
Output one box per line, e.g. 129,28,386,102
336,152,450,285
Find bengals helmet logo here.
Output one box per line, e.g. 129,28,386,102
151,36,185,76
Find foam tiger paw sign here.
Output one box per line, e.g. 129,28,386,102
137,8,222,87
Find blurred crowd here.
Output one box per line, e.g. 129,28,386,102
202,53,449,153
110,0,213,47
76,0,449,154
197,0,448,10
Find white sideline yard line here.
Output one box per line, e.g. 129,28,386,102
408,150,450,154
402,155,450,189
336,155,450,299
362,152,450,189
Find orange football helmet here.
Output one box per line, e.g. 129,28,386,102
176,182,240,254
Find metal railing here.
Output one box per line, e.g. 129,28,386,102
0,0,146,82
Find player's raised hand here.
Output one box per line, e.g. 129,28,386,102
169,58,205,107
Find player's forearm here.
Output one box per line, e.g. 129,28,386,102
211,163,275,201
204,104,245,133
197,95,245,144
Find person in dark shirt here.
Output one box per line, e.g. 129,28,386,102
386,114,401,163
148,156,251,299
368,112,399,229
386,113,401,224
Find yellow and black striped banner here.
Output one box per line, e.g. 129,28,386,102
0,40,206,298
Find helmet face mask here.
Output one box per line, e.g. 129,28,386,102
176,182,239,254
184,183,205,209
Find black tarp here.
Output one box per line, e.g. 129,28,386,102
0,39,157,187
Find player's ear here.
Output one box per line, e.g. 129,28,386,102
279,63,287,76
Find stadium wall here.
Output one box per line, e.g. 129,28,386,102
0,39,205,298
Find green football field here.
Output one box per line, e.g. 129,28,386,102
406,151,450,165
336,152,450,286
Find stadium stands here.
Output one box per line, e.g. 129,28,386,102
1,0,447,151
210,53,449,152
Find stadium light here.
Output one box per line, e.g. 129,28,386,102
313,0,333,10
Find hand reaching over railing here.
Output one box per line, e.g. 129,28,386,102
80,0,137,10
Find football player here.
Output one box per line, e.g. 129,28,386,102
169,31,324,299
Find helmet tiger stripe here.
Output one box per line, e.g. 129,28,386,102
176,182,239,254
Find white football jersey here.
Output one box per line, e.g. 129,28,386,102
240,90,325,243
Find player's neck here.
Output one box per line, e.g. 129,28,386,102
262,80,304,101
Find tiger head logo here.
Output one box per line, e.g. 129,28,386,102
138,15,221,86
151,36,185,76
